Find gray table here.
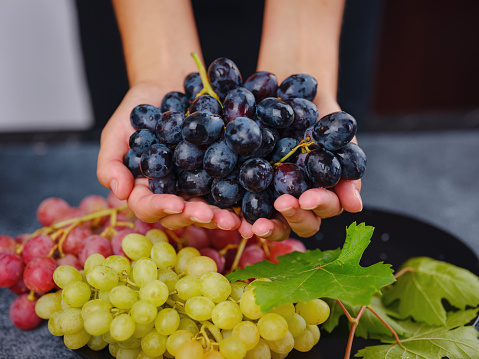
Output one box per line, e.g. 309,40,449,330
1,130,478,358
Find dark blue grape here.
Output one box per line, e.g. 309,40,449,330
334,142,367,180
203,192,230,209
189,95,223,116
280,128,305,142
223,87,256,122
224,117,262,156
256,98,294,128
140,144,173,179
243,71,278,103
129,129,159,153
130,104,161,131
184,72,203,101
304,125,314,141
274,163,310,199
270,137,300,163
173,140,207,171
242,189,274,224
286,98,319,130
305,148,341,188
203,140,238,178
277,74,318,101
239,158,274,192
207,57,242,100
312,111,357,151
123,149,144,178
211,171,245,207
156,111,185,145
181,111,225,145
160,91,189,113
295,152,308,169
249,127,279,159
149,172,177,194
177,168,213,197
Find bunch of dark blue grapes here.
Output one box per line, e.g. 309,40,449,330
124,57,366,224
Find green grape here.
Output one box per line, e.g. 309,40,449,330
79,269,87,283
145,228,169,244
270,352,288,359
265,330,294,354
86,265,119,291
268,302,295,321
61,299,72,311
175,276,202,300
87,335,109,351
257,313,288,341
110,313,136,341
244,338,271,359
109,343,120,357
229,281,247,302
211,301,243,330
118,336,141,349
155,308,180,335
293,325,315,352
139,279,169,307
84,253,106,273
62,281,91,308
185,296,215,321
35,291,62,319
98,289,111,303
177,317,199,334
133,257,158,286
174,247,200,274
132,321,155,339
204,349,226,359
175,339,204,359
103,331,118,344
82,299,113,336
151,242,177,269
116,347,142,359
130,300,158,324
137,350,164,359
308,324,320,345
232,321,260,350
185,256,217,277
157,267,179,292
64,328,91,350
81,299,112,319
286,313,306,337
165,330,194,356
295,298,330,325
239,289,264,320
140,330,167,357
53,265,83,289
200,272,231,303
219,336,247,359
48,311,64,336
104,255,132,277
59,307,84,334
221,329,233,338
122,233,153,260
110,285,138,309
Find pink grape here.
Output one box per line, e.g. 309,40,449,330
0,235,16,253
181,226,210,249
239,245,267,269
79,235,113,266
15,233,30,245
200,247,225,273
56,254,82,270
36,197,71,226
268,238,307,264
8,277,29,295
55,207,87,226
23,256,57,293
62,226,93,256
107,191,127,208
208,228,241,250
102,213,134,232
133,218,163,235
0,252,24,287
223,247,238,271
79,194,109,214
111,228,134,257
9,294,42,330
21,234,56,264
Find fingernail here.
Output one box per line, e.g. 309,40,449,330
279,207,296,217
257,229,272,237
190,216,210,224
164,209,182,214
355,189,363,211
217,224,232,231
110,180,118,196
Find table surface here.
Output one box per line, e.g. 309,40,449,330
1,129,478,358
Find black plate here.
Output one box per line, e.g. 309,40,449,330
75,208,479,359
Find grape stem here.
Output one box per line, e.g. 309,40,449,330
366,305,402,345
394,266,414,279
273,138,316,167
229,236,249,273
191,52,222,105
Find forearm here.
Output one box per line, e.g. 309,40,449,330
257,0,345,102
112,0,202,90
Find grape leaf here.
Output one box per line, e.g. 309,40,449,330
355,309,479,359
227,222,395,312
382,257,479,326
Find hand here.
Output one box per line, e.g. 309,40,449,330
97,82,241,231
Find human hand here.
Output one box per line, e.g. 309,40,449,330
97,82,241,231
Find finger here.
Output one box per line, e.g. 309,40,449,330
238,217,254,239
334,179,363,213
274,194,322,238
212,208,241,231
298,188,343,218
252,214,291,242
159,200,215,230
127,178,185,222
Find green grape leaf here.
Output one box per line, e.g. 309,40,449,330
227,222,395,312
382,257,479,326
355,309,479,359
